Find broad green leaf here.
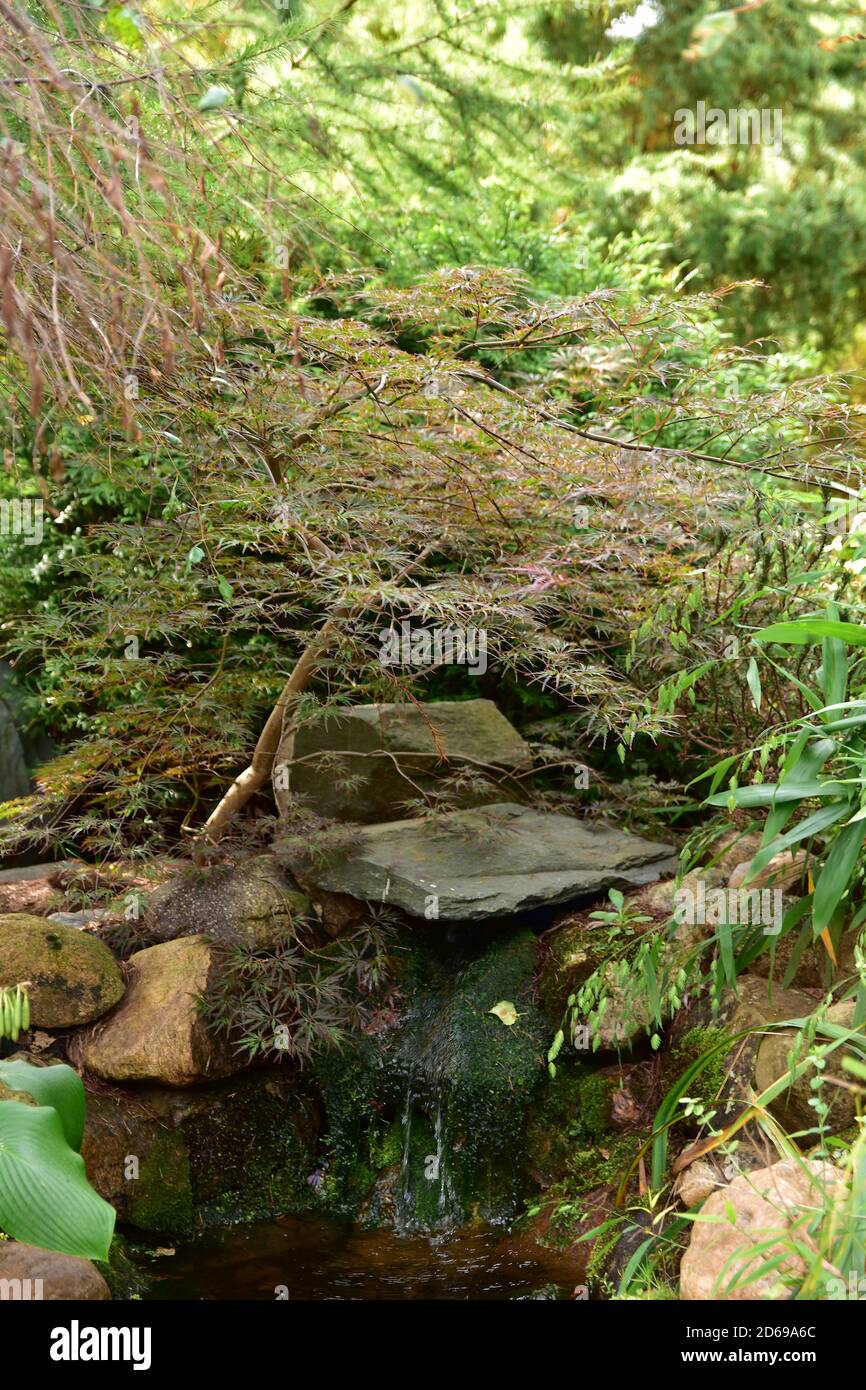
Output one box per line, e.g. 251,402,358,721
0,1102,115,1261
489,1000,518,1026
761,736,839,843
813,819,866,934
707,780,847,808
821,604,848,709
743,801,851,884
754,620,866,648
0,1059,85,1151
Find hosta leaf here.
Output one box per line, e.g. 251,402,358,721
0,1059,85,1151
0,1102,115,1261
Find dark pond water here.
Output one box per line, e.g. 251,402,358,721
140,1217,586,1301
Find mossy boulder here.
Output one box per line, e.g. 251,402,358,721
0,913,124,1026
525,1060,617,1187
145,856,310,949
538,919,657,1052
71,936,238,1086
81,1091,194,1231
81,1072,319,1231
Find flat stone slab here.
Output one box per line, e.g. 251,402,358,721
282,802,677,921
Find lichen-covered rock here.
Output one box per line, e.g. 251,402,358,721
0,1241,110,1300
679,1158,846,1300
276,699,532,822
71,936,237,1087
81,1072,319,1230
282,802,677,922
0,913,124,1026
144,856,309,949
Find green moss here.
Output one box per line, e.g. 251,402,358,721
442,930,547,1180
525,1060,617,1186
181,1080,315,1223
95,1232,151,1300
565,1132,643,1196
369,1116,403,1171
126,1129,194,1233
312,1039,382,1215
537,922,597,1023
664,1026,731,1108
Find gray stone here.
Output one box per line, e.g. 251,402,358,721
48,909,115,930
144,855,310,949
280,802,677,921
276,700,532,822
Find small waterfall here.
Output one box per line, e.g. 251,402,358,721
432,1097,459,1222
395,1084,462,1232
397,1084,416,1229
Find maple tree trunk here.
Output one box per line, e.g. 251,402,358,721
195,606,349,845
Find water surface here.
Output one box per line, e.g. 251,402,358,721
141,1217,585,1301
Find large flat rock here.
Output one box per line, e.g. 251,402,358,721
280,802,677,921
275,700,532,822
